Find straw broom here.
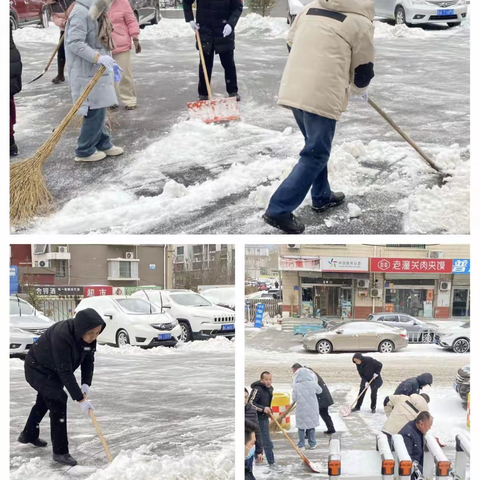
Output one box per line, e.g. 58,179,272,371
10,66,106,225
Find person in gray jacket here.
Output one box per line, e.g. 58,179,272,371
65,0,124,162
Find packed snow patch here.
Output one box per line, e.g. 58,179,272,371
13,23,60,44
236,14,289,39
347,203,362,218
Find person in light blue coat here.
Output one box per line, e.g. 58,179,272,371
292,367,322,449
65,0,124,162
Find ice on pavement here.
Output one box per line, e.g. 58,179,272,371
347,203,362,218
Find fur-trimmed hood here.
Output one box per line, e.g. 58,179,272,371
87,0,115,20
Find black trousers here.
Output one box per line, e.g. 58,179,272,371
21,387,69,455
355,382,380,409
319,407,335,432
58,31,66,74
198,49,238,97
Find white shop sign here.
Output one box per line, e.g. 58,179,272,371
321,257,369,273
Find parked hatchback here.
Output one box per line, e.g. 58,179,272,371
75,295,182,348
128,0,160,28
373,0,468,28
10,0,49,30
303,321,408,354
367,312,438,342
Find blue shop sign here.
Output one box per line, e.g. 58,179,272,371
452,259,470,274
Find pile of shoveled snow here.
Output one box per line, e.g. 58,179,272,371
11,442,234,480
13,23,60,44
373,19,469,40
98,336,234,356
236,13,289,39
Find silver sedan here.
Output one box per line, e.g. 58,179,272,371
303,321,409,354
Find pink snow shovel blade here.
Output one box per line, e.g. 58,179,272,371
187,29,240,124
269,413,322,473
341,377,376,417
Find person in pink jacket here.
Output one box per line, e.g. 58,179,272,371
108,0,141,110
43,0,76,84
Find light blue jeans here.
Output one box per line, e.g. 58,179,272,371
298,428,316,448
76,107,113,157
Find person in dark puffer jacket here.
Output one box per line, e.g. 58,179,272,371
395,373,433,396
245,388,263,478
18,309,106,467
10,25,22,156
352,352,383,413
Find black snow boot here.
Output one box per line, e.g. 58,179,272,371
10,142,18,157
263,213,305,234
17,432,47,447
371,408,376,414
53,454,78,466
324,430,336,435
198,95,209,101
312,191,345,213
351,406,361,412
229,92,241,101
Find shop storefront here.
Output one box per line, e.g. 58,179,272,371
384,279,436,318
452,259,470,318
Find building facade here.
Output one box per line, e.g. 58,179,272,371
245,245,278,280
279,244,470,320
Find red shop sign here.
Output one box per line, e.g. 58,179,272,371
83,286,113,297
370,258,453,273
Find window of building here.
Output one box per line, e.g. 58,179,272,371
386,244,426,249
55,260,67,278
34,244,47,254
119,261,131,278
209,245,216,252
108,260,139,280
176,246,184,255
193,245,203,255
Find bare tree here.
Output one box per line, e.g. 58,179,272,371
247,0,278,17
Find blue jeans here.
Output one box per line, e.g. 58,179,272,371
76,107,113,157
245,456,254,473
298,428,316,448
258,415,275,465
266,108,337,217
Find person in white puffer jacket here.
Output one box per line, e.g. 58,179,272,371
292,367,322,449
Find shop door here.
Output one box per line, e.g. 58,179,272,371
452,289,469,317
314,287,341,317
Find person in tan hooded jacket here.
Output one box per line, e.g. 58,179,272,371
263,0,375,234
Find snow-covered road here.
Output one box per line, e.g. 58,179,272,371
246,326,470,479
10,338,234,480
12,15,469,234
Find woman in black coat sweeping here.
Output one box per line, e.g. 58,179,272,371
352,353,383,413
18,309,106,466
10,24,22,156
183,0,243,101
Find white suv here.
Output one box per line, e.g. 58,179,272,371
373,0,468,27
132,289,235,342
435,321,470,353
75,296,182,348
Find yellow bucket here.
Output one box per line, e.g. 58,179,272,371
272,392,291,430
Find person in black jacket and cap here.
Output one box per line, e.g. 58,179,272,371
292,363,336,434
395,373,433,397
183,0,243,101
18,309,106,467
10,24,22,156
352,353,383,413
245,388,263,477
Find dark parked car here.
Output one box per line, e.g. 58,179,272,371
367,312,438,343
10,0,49,30
454,365,470,403
128,0,160,28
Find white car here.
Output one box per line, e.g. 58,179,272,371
132,289,235,342
10,326,38,358
373,0,468,27
75,296,182,348
10,296,52,323
201,287,235,311
435,321,470,353
10,314,55,336
287,0,309,24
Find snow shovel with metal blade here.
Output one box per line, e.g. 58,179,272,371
269,412,322,473
187,29,240,124
85,396,113,463
340,377,376,417
29,33,65,84
367,98,449,183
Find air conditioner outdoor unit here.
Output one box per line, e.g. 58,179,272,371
357,279,370,289
125,252,134,260
287,244,300,249
58,246,68,253
370,288,382,298
39,260,50,268
428,250,443,259
440,281,451,292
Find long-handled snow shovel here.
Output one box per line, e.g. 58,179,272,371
270,402,296,432
187,29,240,124
85,397,113,463
269,412,322,473
340,377,376,417
367,98,449,181
10,66,106,225
29,33,65,84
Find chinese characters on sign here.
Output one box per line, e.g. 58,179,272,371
34,286,83,296
279,256,321,271
320,257,369,272
370,258,454,273
452,259,470,274
83,286,114,297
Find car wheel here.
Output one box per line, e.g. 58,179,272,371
422,332,434,343
151,4,160,25
378,340,394,353
10,14,18,31
452,338,469,354
315,340,332,354
447,22,461,28
41,7,50,28
116,329,130,347
395,6,409,26
179,321,192,342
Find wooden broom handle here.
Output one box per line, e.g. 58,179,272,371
350,376,376,409
85,396,113,463
270,402,296,431
196,28,213,100
269,412,309,462
46,33,65,71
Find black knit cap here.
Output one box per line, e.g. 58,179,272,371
292,363,303,369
